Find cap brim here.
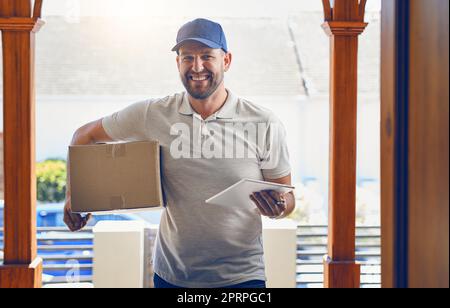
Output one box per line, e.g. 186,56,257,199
171,38,223,52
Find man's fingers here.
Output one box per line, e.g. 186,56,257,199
80,220,88,230
249,191,286,219
71,213,82,230
64,217,77,232
254,192,276,217
250,194,265,214
85,213,92,223
81,214,92,229
64,205,86,231
250,194,270,217
64,206,76,230
260,191,281,217
269,191,287,212
63,217,73,231
269,190,281,202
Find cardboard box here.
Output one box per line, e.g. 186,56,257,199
69,141,164,214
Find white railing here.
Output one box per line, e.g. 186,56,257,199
1,224,381,288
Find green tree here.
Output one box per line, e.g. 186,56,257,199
36,159,67,203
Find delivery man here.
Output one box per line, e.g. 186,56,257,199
64,18,295,288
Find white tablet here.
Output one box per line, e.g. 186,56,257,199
205,179,295,207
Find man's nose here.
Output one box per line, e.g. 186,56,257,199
192,57,204,73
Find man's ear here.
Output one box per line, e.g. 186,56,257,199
224,52,232,72
176,55,180,71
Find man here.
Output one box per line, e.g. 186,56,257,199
64,18,295,288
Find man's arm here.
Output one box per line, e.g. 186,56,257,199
64,119,113,231
71,119,113,146
250,174,296,219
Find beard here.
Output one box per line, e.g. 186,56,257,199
180,69,224,100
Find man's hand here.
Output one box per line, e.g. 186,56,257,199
250,190,287,219
63,196,91,232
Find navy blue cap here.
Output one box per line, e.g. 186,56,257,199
172,18,228,53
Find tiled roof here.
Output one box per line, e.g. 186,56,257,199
0,17,306,97
0,13,380,98
288,12,381,96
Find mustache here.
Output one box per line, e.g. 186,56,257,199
185,70,213,77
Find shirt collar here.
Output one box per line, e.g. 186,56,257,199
178,89,237,119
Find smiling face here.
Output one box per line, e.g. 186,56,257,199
176,41,232,100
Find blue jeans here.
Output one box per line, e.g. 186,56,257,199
154,274,266,288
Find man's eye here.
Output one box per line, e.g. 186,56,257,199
202,56,213,60
183,57,194,61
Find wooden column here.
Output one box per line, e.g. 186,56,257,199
321,0,367,288
0,0,44,288
381,0,449,288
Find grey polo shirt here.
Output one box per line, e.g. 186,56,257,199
102,90,291,288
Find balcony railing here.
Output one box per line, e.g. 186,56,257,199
0,227,94,285
0,225,381,288
296,225,381,288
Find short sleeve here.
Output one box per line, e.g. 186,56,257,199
260,116,292,180
102,101,150,142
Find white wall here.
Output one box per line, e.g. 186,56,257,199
33,96,380,185
42,0,381,18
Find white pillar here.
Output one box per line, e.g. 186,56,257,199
262,218,298,288
93,221,150,288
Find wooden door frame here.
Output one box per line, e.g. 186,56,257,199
0,0,44,288
382,0,450,288
380,0,411,288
